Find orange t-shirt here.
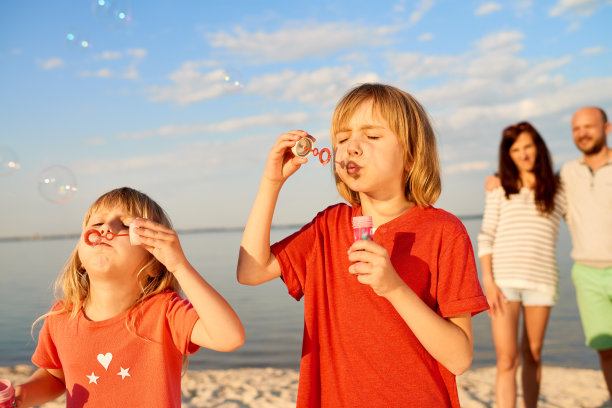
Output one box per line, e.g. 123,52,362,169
32,290,200,407
272,204,489,407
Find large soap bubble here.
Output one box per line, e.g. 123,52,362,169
38,165,78,203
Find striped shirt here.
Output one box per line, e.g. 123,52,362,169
478,186,567,296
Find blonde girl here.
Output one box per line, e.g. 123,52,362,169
15,187,244,408
237,83,488,407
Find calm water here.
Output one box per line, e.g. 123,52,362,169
0,218,599,370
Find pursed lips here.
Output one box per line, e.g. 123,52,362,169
345,161,361,175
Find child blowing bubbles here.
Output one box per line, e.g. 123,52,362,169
15,187,244,408
237,83,489,407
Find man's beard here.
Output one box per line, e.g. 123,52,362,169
578,135,605,155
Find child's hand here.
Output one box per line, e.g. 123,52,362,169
347,240,406,297
263,130,312,185
131,218,189,274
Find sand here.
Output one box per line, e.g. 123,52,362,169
1,364,610,407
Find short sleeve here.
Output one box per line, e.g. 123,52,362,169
165,293,201,355
271,222,317,301
437,222,489,318
32,313,62,370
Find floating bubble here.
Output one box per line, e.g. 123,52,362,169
0,146,20,176
221,69,245,93
65,29,92,53
92,0,133,29
38,165,78,203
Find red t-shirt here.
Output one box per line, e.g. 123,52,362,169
32,290,200,407
271,203,489,407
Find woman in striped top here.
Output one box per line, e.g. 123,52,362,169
478,121,566,408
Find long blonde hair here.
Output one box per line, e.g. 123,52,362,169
330,83,441,207
34,187,179,331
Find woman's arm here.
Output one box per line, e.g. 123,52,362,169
237,130,310,285
14,368,65,408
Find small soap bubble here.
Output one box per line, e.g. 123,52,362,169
65,29,92,53
0,146,20,176
92,0,133,29
221,69,245,93
38,165,78,203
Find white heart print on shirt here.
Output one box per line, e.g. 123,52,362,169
97,353,113,370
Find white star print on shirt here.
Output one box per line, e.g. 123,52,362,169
117,367,131,380
86,372,99,384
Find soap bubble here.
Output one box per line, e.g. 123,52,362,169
38,165,78,203
92,0,133,29
65,29,92,53
221,69,245,93
0,146,20,176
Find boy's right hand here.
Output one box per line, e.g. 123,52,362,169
263,130,312,185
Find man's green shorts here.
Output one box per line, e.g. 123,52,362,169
572,262,612,350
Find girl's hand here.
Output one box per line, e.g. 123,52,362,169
131,218,189,274
263,130,312,185
347,240,406,297
483,280,506,316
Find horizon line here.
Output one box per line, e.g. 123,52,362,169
0,214,484,243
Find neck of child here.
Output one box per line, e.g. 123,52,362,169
360,194,415,227
84,279,143,321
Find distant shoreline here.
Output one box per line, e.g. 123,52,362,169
0,214,484,243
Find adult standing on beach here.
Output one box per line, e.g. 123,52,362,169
478,122,566,408
485,106,612,400
561,106,612,399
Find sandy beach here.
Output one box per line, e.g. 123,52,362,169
2,364,610,407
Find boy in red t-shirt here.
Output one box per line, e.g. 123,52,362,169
237,83,489,407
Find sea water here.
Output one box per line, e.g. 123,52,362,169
0,218,598,370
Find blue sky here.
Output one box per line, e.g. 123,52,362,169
1,0,611,237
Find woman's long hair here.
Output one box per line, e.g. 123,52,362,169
499,121,557,214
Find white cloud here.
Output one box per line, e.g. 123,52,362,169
444,161,490,175
96,51,122,60
475,30,525,54
40,57,64,70
418,32,434,41
246,66,380,106
409,0,435,25
126,48,147,59
475,2,502,15
116,112,311,139
388,52,462,79
206,22,397,63
79,68,113,78
549,0,607,16
580,45,604,55
147,63,232,104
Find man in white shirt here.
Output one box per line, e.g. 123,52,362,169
561,106,612,398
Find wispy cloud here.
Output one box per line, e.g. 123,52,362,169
475,2,502,16
206,21,397,63
408,0,435,25
246,66,380,106
549,0,608,17
116,112,312,139
418,32,434,41
79,48,147,79
580,45,604,55
39,57,64,70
